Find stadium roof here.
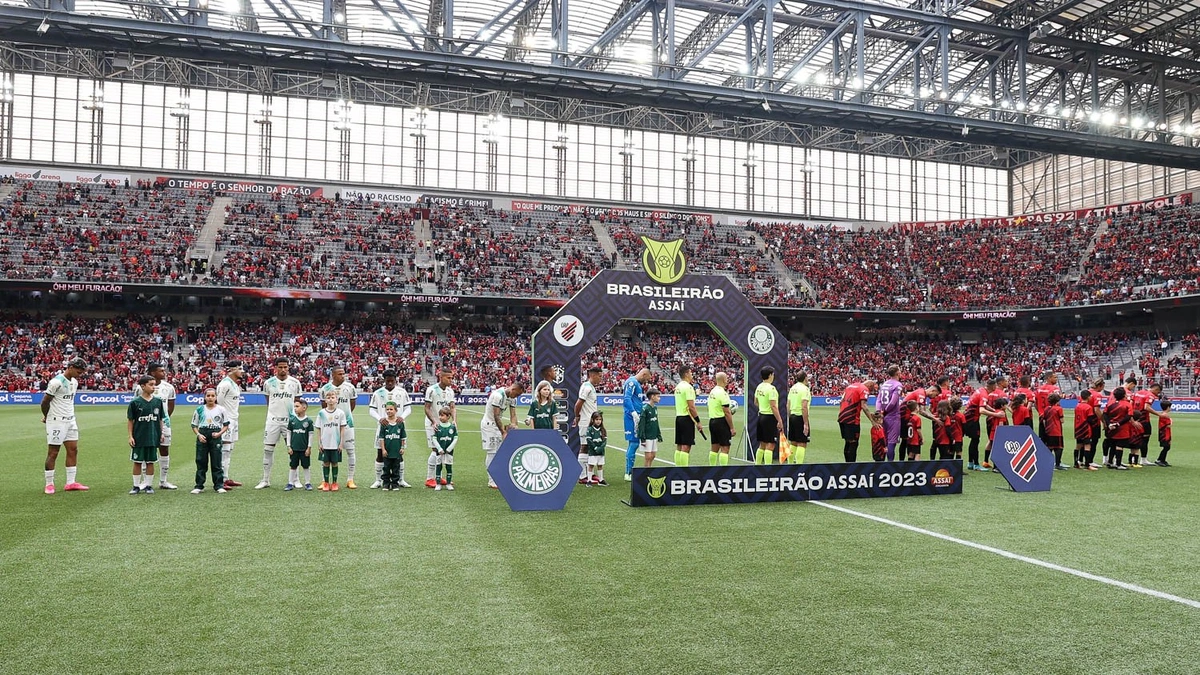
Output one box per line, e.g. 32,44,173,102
4,0,1200,169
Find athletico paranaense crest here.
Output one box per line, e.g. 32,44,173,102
641,236,686,285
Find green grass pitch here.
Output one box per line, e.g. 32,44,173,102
3,404,1199,674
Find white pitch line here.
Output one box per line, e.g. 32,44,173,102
810,500,1200,610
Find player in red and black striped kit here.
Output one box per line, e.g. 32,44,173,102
963,380,993,471
1129,380,1163,467
1034,372,1060,442
1155,400,1173,467
1043,393,1066,470
982,376,1010,468
1073,390,1098,471
838,380,878,462
1102,387,1134,470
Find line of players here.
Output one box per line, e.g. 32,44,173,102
832,368,1173,472
40,357,466,494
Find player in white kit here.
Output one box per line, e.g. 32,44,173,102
482,382,525,488
215,360,245,488
40,357,89,494
573,366,603,484
423,369,457,488
257,357,304,489
147,362,178,490
318,365,358,488
369,369,412,488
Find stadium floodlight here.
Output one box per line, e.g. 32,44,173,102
0,75,13,104
1015,101,1027,111
333,11,345,24
1099,111,1116,126
197,0,209,9
1088,110,1101,122
36,18,49,35
760,100,771,112
793,70,810,84
849,76,863,90
1000,99,1012,109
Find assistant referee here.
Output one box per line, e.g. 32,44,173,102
786,371,811,464
673,366,700,467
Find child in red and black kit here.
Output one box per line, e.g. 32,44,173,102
1010,393,1032,429
904,400,923,460
1043,393,1066,470
950,398,966,462
870,410,887,462
1156,400,1173,467
933,400,953,460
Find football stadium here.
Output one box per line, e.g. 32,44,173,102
2,0,1200,671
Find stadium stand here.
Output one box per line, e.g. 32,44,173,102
0,180,209,283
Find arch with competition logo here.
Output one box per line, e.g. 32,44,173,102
531,237,789,461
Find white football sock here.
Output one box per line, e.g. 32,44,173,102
262,448,274,482
577,452,588,480
346,449,356,481
65,466,76,484
303,468,311,483
427,452,438,480
45,469,55,486
221,445,232,479
159,456,169,482
374,461,384,481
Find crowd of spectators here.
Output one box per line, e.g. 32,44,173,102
910,219,1097,310
752,224,924,310
2,309,1191,400
430,206,607,298
210,194,419,292
0,181,207,283
6,180,1200,313
0,312,180,391
1075,204,1200,303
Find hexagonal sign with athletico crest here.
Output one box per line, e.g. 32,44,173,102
488,430,578,511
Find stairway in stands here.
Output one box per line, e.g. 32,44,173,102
186,196,232,269
590,219,620,266
411,216,438,293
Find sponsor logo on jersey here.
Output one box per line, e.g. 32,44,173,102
640,236,686,284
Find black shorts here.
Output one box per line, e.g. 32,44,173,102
963,420,980,439
288,451,311,469
1045,435,1064,451
839,422,861,442
709,418,732,446
951,441,963,456
1037,419,1046,438
1023,419,1034,429
1074,431,1092,444
675,415,696,446
906,444,922,456
757,415,779,443
787,415,809,443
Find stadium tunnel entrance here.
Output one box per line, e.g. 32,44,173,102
531,266,788,461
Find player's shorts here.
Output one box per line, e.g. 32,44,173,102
130,446,159,463
1074,429,1092,443
871,442,887,461
46,416,79,446
641,439,658,454
587,455,604,466
1037,419,1046,438
481,428,502,452
223,419,239,443
962,420,980,439
757,415,779,443
838,422,860,442
952,441,963,457
319,449,343,463
1090,423,1102,446
987,421,1001,441
438,451,454,464
624,415,638,444
1045,435,1064,451
1022,419,1034,429
787,415,809,443
674,415,696,446
709,418,732,446
263,417,289,446
883,417,901,445
904,444,921,456
288,451,311,469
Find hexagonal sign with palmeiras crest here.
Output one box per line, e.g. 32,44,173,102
488,429,578,511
